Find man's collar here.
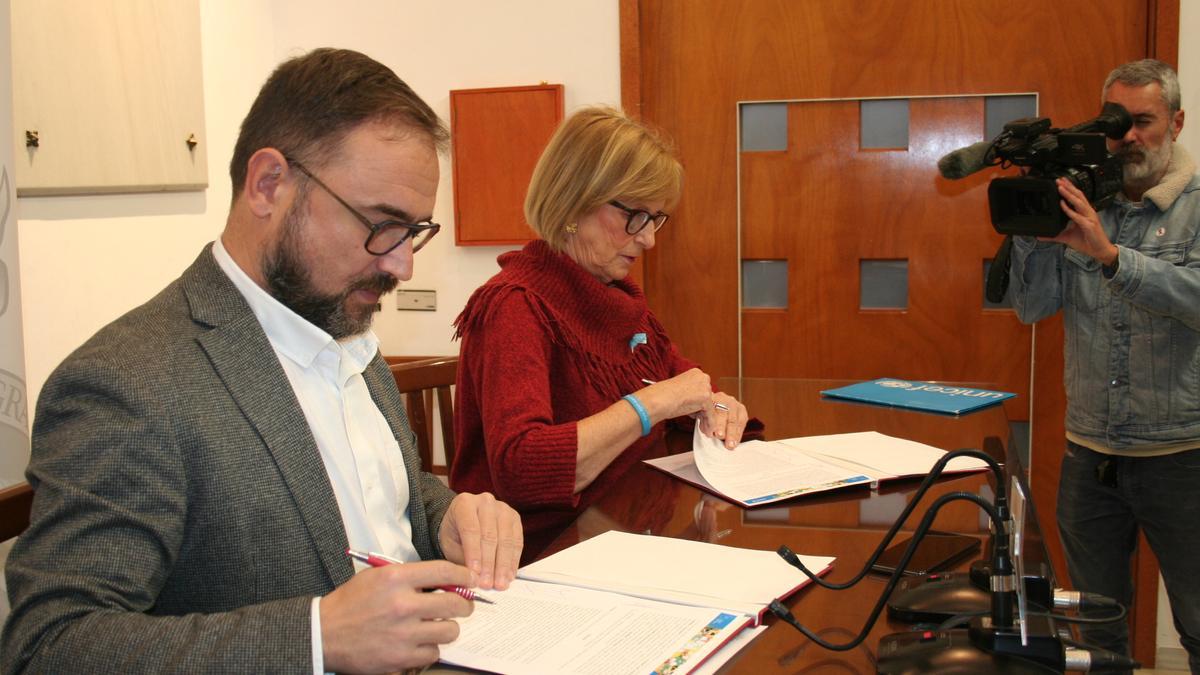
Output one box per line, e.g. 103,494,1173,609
210,239,379,371
1140,144,1197,211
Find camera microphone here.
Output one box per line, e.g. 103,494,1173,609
937,140,996,180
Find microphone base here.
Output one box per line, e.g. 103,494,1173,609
877,629,1052,675
968,615,1064,671
877,616,1065,674
886,571,990,624
887,562,1054,624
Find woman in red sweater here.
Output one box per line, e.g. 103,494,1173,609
451,106,749,561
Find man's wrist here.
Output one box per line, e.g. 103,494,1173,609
1101,245,1120,267
1102,247,1120,277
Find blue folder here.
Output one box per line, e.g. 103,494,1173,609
821,378,1015,415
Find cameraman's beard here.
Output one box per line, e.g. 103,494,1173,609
1119,139,1172,187
263,201,398,340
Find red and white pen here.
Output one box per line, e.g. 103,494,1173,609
346,549,496,604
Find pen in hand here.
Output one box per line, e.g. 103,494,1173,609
346,549,496,604
640,378,730,411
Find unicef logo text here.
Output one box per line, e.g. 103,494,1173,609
876,380,1005,399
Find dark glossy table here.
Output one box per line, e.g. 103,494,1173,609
541,378,1052,674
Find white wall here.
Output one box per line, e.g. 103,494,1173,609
1156,3,1200,661
16,0,620,410
1178,0,1200,161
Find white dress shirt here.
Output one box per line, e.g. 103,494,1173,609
212,240,418,673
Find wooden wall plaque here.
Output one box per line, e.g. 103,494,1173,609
450,84,563,245
11,0,207,196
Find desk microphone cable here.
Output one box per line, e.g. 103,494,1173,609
1060,636,1142,672
777,448,1009,590
935,594,1128,632
770,491,1007,650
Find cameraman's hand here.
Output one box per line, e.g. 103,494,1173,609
1047,178,1119,266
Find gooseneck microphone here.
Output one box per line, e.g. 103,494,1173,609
937,140,998,180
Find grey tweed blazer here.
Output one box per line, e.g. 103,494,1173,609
1,246,455,674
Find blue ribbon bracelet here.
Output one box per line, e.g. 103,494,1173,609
621,393,652,437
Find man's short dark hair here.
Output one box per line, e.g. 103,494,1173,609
229,48,448,201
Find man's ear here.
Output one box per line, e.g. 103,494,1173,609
1171,108,1185,141
242,148,291,218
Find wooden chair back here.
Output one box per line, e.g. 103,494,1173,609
0,482,33,542
388,357,458,474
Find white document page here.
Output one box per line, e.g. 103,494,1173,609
775,431,989,478
644,451,709,486
518,531,834,622
692,426,873,505
440,578,750,675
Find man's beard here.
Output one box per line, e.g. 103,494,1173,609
1117,138,1173,187
263,201,398,339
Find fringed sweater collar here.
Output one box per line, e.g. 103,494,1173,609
454,240,653,363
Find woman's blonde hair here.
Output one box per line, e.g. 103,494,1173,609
525,106,683,250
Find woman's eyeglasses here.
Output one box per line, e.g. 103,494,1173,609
609,200,669,235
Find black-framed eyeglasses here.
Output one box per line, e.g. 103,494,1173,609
609,200,669,235
286,158,440,255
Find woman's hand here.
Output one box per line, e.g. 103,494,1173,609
639,369,749,449
699,390,749,449
638,368,713,420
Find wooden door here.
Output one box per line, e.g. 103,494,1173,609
739,96,1027,393
624,0,1178,664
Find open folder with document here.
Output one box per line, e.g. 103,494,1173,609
644,427,990,507
439,531,835,675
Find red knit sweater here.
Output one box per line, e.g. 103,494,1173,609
450,241,696,560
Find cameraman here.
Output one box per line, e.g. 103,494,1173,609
1008,58,1200,671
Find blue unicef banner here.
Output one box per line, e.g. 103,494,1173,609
821,378,1015,415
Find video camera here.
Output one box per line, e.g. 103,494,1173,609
985,102,1132,237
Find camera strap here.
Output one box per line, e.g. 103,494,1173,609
986,236,1014,304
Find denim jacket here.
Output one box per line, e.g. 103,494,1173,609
1008,145,1200,452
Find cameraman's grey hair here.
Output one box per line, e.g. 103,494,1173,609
1103,58,1181,114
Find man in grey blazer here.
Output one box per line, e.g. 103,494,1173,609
2,49,522,674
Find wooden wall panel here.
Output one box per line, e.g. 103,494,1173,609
1150,0,1180,66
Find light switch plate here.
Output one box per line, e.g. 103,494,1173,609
396,289,436,311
